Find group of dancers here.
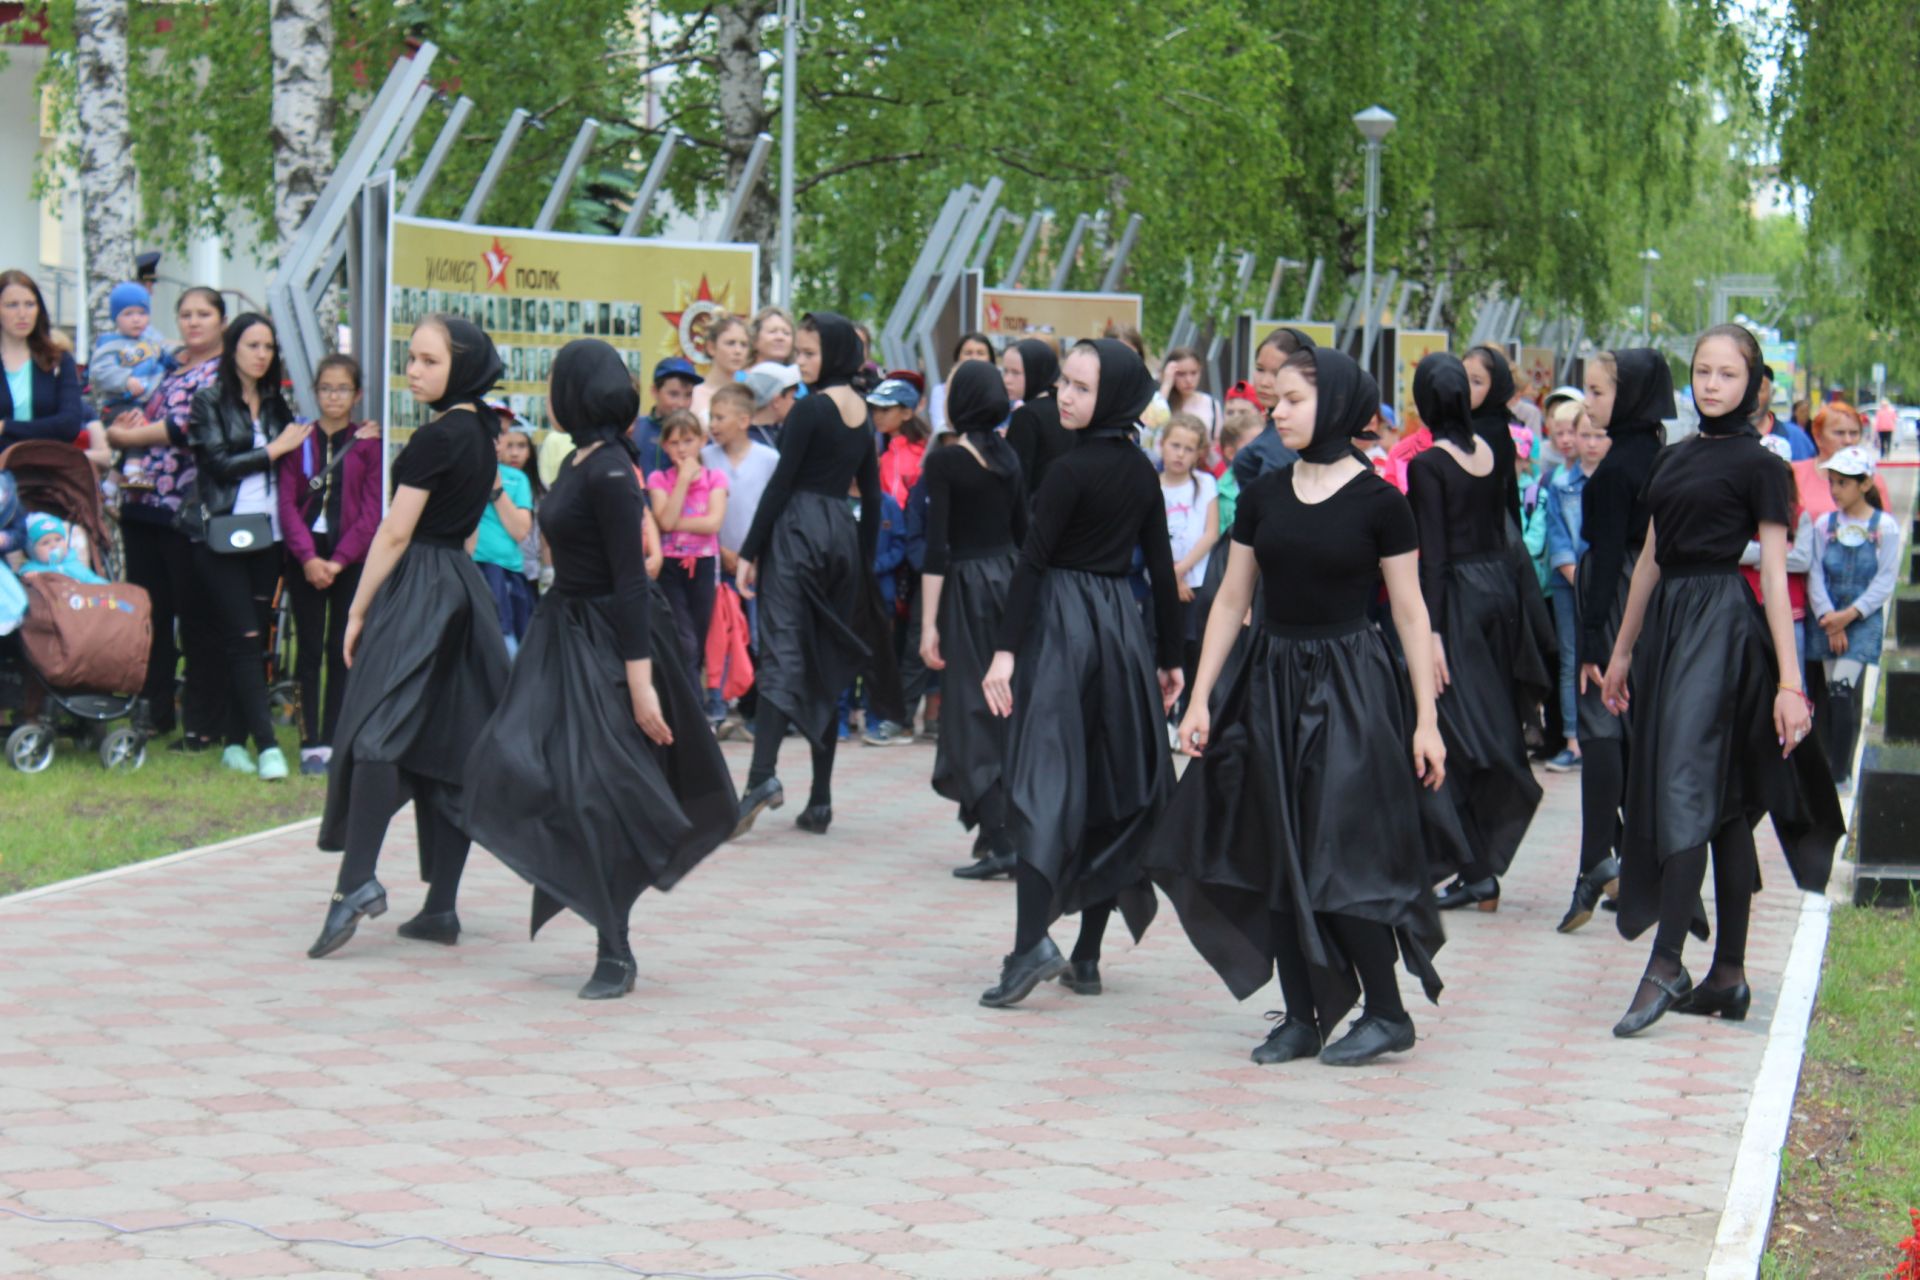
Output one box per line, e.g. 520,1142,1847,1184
303,309,1844,1064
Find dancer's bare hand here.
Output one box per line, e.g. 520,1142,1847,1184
1600,656,1631,716
1580,662,1605,695
1432,635,1451,694
1774,688,1811,759
982,651,1015,718
1157,667,1185,714
1177,702,1209,757
632,683,673,746
342,613,363,668
920,625,944,671
1412,724,1446,790
735,560,757,598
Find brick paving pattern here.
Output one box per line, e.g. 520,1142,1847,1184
0,740,1801,1277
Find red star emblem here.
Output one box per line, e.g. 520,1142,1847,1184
481,237,512,290
661,275,722,354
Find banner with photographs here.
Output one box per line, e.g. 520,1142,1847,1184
977,288,1143,347
385,216,758,444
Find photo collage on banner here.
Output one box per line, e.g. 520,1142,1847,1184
385,218,758,449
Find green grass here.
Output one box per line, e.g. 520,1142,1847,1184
1764,902,1920,1278
0,722,324,895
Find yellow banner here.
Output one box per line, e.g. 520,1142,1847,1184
1251,320,1337,353
1394,330,1451,428
385,216,758,437
978,289,1142,346
1515,345,1558,399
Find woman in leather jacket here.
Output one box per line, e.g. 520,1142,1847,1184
187,312,311,780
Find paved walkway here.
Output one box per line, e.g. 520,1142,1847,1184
0,737,1804,1278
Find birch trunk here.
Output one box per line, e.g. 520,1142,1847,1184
75,0,136,335
270,0,335,246
713,1,776,296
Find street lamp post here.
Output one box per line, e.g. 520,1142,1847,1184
777,0,802,307
1693,277,1706,337
1353,105,1396,370
1639,248,1661,347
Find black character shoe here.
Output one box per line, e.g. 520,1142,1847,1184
953,851,1016,880
1612,966,1693,1038
731,777,785,839
1059,959,1101,995
1674,980,1751,1022
307,880,388,959
395,909,460,945
1319,1013,1417,1066
1557,855,1624,934
969,829,993,861
578,957,636,1000
979,937,1068,1008
1435,876,1500,912
794,804,832,834
1252,1013,1322,1065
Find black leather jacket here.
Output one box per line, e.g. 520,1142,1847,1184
182,384,293,541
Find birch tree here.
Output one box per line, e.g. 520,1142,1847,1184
269,0,335,246
74,0,135,334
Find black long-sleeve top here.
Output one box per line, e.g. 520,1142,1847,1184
1004,396,1075,501
921,446,1026,575
1472,414,1523,529
739,392,880,565
995,433,1184,668
539,447,651,661
1575,431,1661,665
1406,445,1508,631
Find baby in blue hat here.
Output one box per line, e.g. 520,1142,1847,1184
89,282,174,419
19,512,106,585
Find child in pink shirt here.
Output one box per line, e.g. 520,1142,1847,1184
646,410,730,679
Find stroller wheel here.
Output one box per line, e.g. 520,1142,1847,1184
7,724,55,774
99,727,147,772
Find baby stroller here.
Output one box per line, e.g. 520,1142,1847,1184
0,440,153,772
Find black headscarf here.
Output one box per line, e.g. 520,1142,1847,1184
1298,346,1381,465
803,311,865,391
946,358,1017,477
430,314,504,418
1414,352,1476,448
1468,344,1515,429
1012,338,1061,402
1265,326,1318,356
1607,348,1676,438
1695,347,1763,438
1075,338,1157,438
550,339,641,463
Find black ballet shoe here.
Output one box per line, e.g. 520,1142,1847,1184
731,777,785,838
979,937,1068,1008
1612,966,1693,1038
794,804,832,834
969,829,993,861
953,851,1016,880
1319,1013,1416,1066
1251,1013,1322,1065
1059,959,1101,995
395,909,460,945
1435,876,1500,911
1675,980,1751,1022
578,957,636,1000
307,880,388,959
1556,855,1621,934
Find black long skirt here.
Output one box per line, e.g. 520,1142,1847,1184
930,552,1015,836
1004,570,1165,941
318,541,508,878
1574,549,1636,743
461,586,738,942
1430,552,1545,880
754,491,902,748
1146,620,1447,1024
1615,568,1843,940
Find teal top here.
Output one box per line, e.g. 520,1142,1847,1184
4,361,32,422
472,464,532,572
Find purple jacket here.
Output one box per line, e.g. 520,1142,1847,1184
277,426,382,567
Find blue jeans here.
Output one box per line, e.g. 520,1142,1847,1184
1551,581,1578,738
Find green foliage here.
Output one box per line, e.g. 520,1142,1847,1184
1773,0,1920,334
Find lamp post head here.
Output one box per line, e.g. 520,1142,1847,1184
1353,105,1397,145
1640,248,1662,263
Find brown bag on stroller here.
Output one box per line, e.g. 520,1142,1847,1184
19,574,152,694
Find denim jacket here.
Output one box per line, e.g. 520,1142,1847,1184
1544,462,1591,573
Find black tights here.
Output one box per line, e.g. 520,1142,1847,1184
1012,862,1112,961
1271,909,1407,1027
1635,814,1755,1009
1577,737,1626,875
747,703,837,807
333,762,471,913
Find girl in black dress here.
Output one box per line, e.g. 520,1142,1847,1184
734,312,900,837
1557,349,1674,933
1002,338,1068,498
462,341,737,999
309,316,511,959
1600,325,1843,1037
1408,353,1545,912
1148,345,1448,1067
978,339,1185,1008
918,361,1025,881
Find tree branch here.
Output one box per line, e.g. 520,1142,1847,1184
795,148,933,193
